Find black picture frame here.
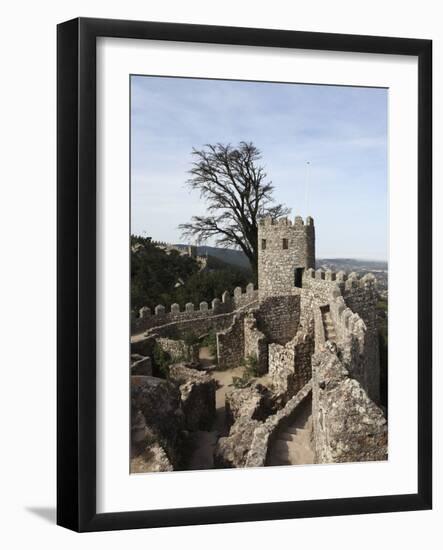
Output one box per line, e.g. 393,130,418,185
57,17,432,532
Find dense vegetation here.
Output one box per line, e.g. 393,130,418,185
131,235,252,313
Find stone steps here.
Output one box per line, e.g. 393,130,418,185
266,398,314,467
322,311,337,341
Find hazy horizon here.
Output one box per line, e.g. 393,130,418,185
131,76,388,261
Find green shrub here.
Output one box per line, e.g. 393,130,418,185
153,343,171,378
200,330,218,359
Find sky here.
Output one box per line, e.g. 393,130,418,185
131,75,388,260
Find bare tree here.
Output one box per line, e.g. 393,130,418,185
179,142,290,278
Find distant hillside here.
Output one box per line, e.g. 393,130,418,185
317,258,388,272
173,244,387,273
173,244,252,270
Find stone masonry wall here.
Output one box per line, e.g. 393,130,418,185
342,273,380,403
216,313,246,370
256,294,301,345
132,284,258,335
244,313,268,375
258,216,315,299
302,268,341,305
301,269,380,405
268,329,314,399
156,337,199,363
311,349,387,464
142,310,240,341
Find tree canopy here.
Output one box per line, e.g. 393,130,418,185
179,142,290,278
131,236,251,313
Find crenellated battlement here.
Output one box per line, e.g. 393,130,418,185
303,268,377,288
132,283,258,334
258,215,314,227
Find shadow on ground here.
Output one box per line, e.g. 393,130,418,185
26,507,56,524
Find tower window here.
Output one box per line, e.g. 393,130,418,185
261,239,267,250
282,238,288,249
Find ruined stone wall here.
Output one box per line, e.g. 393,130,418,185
311,349,387,464
258,215,315,299
256,294,300,345
216,313,246,370
268,329,314,399
244,313,268,375
132,284,258,335
156,337,199,363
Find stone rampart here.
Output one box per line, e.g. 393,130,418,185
256,294,301,345
311,349,387,463
132,284,258,335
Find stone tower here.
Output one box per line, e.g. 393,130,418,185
258,215,315,297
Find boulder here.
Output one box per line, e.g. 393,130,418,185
131,375,184,465
169,364,216,431
214,416,261,468
131,442,174,473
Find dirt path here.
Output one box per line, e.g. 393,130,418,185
211,366,245,436
130,332,146,344
186,348,244,469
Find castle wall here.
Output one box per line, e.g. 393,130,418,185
132,284,258,335
244,313,268,375
140,311,237,341
342,274,380,403
256,294,301,345
156,337,199,363
216,313,246,370
302,268,340,305
311,349,387,463
258,216,315,299
268,329,314,399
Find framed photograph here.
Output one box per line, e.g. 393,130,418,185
57,18,432,532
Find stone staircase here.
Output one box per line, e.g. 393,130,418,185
266,397,314,466
322,309,336,341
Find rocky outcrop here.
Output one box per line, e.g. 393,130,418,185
130,410,174,472
214,382,278,468
131,354,152,376
225,382,276,428
131,442,174,473
214,416,261,468
131,375,184,467
169,364,216,431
